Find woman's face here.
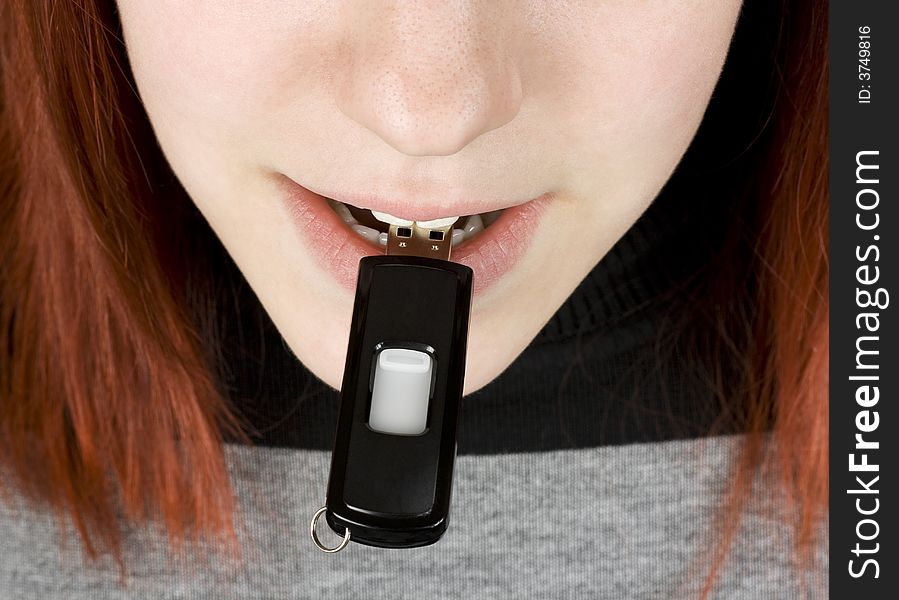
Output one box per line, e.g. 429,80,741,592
117,1,742,395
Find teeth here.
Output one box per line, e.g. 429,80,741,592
327,199,357,225
482,210,503,227
463,214,484,237
416,216,460,228
351,223,381,244
370,210,413,227
370,210,460,229
327,198,500,248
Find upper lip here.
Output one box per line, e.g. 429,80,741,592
291,177,536,221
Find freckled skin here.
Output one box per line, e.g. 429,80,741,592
117,0,743,395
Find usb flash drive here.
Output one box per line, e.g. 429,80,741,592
310,217,473,551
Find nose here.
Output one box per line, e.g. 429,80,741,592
335,2,523,157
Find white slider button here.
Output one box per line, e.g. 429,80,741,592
368,348,433,435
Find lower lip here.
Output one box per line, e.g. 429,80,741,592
280,176,551,294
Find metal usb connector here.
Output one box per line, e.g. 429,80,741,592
385,222,455,260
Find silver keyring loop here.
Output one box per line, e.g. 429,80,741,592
310,506,351,553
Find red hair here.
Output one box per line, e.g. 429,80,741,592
0,0,244,560
695,2,829,594
1,0,827,595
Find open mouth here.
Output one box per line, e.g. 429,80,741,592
324,198,505,248
279,174,552,293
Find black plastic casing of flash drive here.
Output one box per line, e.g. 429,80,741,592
324,254,473,548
